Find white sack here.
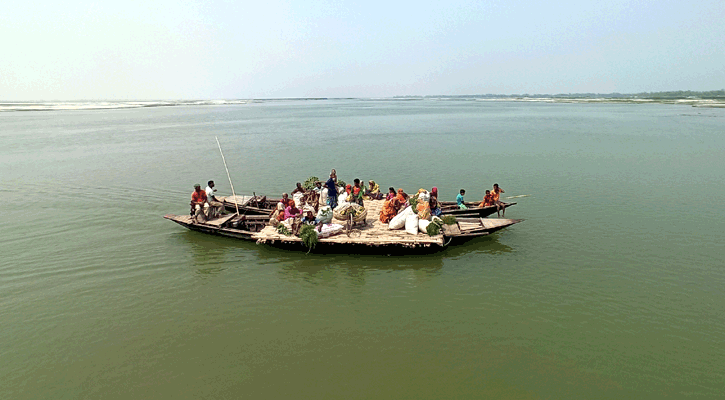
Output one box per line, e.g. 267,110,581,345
389,206,414,230
419,219,431,234
316,206,333,224
405,214,419,235
317,223,344,238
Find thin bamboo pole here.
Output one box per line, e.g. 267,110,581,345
215,136,240,216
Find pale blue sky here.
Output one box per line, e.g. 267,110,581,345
2,0,723,100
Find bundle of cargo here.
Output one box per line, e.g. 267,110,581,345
333,203,367,223
387,189,462,236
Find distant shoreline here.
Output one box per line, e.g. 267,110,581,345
2,93,724,112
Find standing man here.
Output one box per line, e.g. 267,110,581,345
205,180,224,219
191,183,208,223
326,171,338,209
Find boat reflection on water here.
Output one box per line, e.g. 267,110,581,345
441,234,514,257
272,234,515,287
172,226,516,284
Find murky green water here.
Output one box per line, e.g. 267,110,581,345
2,100,724,398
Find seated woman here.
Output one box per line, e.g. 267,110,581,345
284,203,303,220
385,187,396,201
284,203,304,234
379,198,401,223
364,180,382,200
430,187,442,217
395,188,409,208
269,202,285,225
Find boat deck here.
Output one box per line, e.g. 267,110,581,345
251,199,445,248
166,213,237,227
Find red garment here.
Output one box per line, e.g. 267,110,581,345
191,190,207,204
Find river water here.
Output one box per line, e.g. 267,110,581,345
2,100,724,398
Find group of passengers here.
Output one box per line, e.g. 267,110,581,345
267,169,384,232
378,187,443,223
190,173,507,226
456,183,506,216
190,180,225,222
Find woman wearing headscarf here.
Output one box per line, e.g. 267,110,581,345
269,202,285,225
430,187,442,217
379,198,401,223
364,180,381,200
395,188,410,210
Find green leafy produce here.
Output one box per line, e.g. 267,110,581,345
276,223,292,236
299,224,319,252
426,221,441,236
337,180,346,188
441,215,457,225
303,176,320,191
409,194,418,209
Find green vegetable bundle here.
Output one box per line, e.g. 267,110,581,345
426,219,442,236
299,224,319,252
277,223,292,236
409,194,418,209
441,215,457,225
303,176,320,191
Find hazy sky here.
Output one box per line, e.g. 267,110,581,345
2,0,723,100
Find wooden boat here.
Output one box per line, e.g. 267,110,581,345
165,200,522,254
437,201,516,218
219,195,276,215
164,213,269,240
220,195,516,219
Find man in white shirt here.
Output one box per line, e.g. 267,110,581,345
205,180,224,219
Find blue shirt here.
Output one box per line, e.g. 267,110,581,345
456,193,465,205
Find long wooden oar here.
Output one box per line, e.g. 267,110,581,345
215,136,240,216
